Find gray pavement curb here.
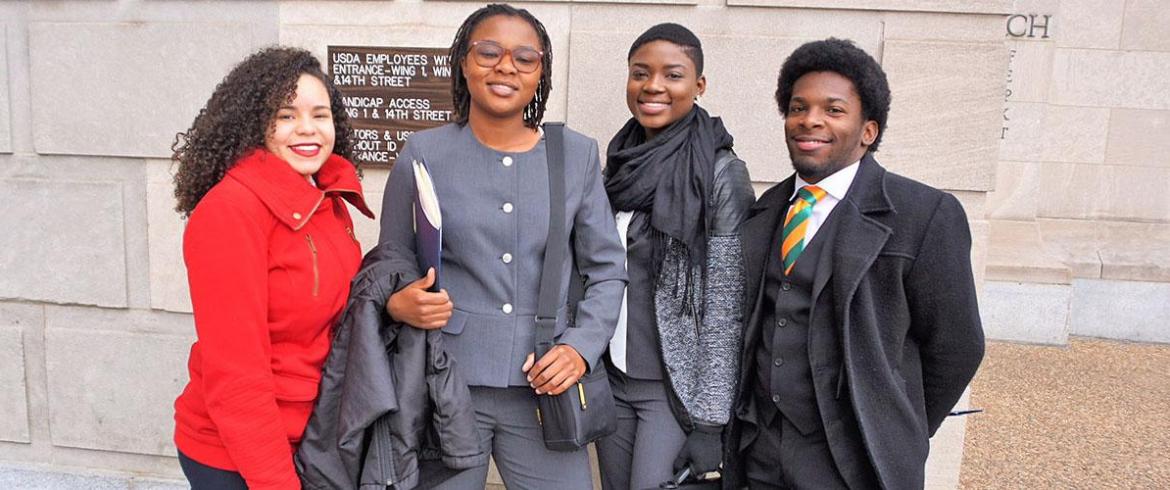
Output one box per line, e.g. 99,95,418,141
0,462,185,490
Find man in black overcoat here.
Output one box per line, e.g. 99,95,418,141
723,38,985,489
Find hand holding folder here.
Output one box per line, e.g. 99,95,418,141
413,159,442,292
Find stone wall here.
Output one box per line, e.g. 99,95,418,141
981,1,1170,346
0,1,281,475
0,0,1008,486
991,0,1170,223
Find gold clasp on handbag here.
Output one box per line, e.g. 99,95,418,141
536,406,542,425
578,382,587,410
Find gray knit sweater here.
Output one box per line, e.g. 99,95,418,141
654,154,753,427
655,235,745,426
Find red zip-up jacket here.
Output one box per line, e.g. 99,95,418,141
174,149,374,489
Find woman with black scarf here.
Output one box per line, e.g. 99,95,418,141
596,23,756,490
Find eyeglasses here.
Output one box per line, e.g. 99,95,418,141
468,40,544,74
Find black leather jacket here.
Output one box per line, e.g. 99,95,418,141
622,148,755,432
295,245,487,489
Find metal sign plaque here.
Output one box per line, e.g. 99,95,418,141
328,46,454,168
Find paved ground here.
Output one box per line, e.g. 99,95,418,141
960,337,1170,489
6,336,1167,489
0,464,183,490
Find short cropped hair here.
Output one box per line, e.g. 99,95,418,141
775,38,890,152
628,23,703,75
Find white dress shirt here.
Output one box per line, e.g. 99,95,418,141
788,160,861,244
609,210,634,372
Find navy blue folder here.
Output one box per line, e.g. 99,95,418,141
412,159,442,292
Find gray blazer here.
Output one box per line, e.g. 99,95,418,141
379,123,628,388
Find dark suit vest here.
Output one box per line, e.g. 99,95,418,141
753,204,840,436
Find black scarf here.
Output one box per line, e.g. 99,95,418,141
604,105,734,274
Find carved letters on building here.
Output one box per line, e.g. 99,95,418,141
1003,47,1014,140
1006,14,1051,39
1001,13,1052,139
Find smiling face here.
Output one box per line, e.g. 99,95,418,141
783,71,877,183
626,40,705,141
265,73,336,177
461,14,544,124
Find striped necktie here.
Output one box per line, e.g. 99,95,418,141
781,185,828,275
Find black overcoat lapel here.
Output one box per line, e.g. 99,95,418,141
827,155,896,381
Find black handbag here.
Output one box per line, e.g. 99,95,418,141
533,122,617,452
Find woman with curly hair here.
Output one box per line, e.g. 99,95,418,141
376,4,626,488
170,46,374,490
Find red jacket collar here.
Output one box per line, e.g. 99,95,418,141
226,149,375,230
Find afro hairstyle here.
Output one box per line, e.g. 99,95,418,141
775,38,891,152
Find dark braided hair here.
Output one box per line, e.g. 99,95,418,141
449,3,552,129
775,38,891,152
172,46,358,216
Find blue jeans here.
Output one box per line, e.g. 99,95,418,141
178,451,248,490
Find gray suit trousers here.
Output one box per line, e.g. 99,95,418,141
596,370,687,490
416,386,593,489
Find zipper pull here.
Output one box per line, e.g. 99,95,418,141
536,407,542,425
305,234,320,297
578,382,587,410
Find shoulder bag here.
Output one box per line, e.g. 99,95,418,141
533,122,617,452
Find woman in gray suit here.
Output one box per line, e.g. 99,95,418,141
377,4,626,489
596,23,755,490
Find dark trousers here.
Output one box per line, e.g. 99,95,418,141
742,406,849,490
178,451,248,490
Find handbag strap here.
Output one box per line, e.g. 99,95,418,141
535,122,567,360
